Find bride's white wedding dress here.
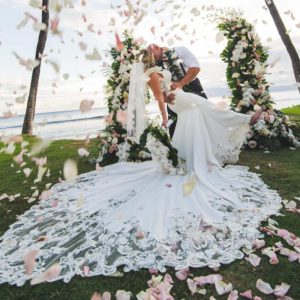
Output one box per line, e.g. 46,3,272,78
0,69,281,286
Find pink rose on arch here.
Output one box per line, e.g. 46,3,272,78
116,110,128,126
105,113,113,124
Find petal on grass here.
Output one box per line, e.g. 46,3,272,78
24,249,39,275
256,279,273,295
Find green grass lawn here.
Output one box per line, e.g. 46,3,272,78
281,105,300,115
0,132,300,299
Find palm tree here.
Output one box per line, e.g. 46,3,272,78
265,0,300,94
22,0,49,134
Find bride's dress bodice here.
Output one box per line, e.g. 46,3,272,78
146,67,172,93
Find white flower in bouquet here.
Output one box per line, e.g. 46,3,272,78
247,111,255,116
254,119,266,131
107,136,112,143
270,129,278,137
232,73,240,78
240,99,250,106
260,128,270,136
254,104,261,112
112,137,118,144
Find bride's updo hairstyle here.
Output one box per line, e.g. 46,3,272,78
139,49,156,70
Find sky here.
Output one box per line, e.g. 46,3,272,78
0,0,300,116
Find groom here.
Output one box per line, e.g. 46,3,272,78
147,44,207,138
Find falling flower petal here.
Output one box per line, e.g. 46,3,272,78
79,99,94,113
79,41,87,51
63,159,78,181
78,148,89,157
85,48,102,60
183,174,197,196
115,33,124,51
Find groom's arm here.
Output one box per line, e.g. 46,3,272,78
172,67,200,89
170,46,201,90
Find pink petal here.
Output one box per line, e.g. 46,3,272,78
256,279,273,295
273,282,291,297
31,263,61,285
24,249,39,275
91,292,102,300
115,33,124,51
148,268,158,275
187,278,197,295
253,297,262,300
39,190,52,201
83,265,90,276
102,292,111,300
156,281,173,294
214,280,233,295
78,148,90,157
245,253,261,267
175,268,189,280
79,99,94,113
277,229,290,238
227,290,239,300
194,274,223,286
115,290,131,300
116,110,128,126
253,239,265,249
163,273,174,284
240,289,253,299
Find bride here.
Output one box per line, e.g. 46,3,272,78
0,50,281,286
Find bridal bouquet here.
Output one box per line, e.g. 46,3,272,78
139,124,186,175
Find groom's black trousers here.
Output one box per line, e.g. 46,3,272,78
168,77,208,138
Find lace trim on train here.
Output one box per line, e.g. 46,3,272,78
216,122,250,164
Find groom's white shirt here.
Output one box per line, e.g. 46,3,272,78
174,46,200,72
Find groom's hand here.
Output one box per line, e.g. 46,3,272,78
170,81,183,90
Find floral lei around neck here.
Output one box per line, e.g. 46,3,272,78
161,48,193,93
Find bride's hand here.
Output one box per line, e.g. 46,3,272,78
161,112,168,128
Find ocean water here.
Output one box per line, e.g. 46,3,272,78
1,88,299,140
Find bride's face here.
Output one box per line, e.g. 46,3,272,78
148,44,162,62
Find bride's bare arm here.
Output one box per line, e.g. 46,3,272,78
148,72,168,127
